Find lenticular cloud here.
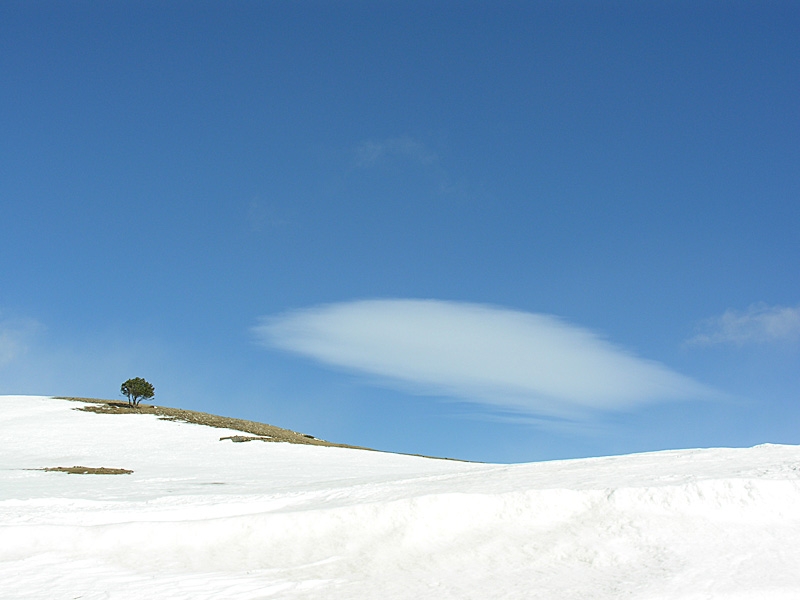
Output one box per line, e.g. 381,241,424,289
255,299,713,418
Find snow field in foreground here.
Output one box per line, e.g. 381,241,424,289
2,395,800,599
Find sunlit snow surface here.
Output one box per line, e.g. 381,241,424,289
2,396,800,599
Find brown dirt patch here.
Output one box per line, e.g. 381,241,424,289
59,397,363,449
56,396,470,462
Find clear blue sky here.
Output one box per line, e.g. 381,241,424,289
1,1,798,462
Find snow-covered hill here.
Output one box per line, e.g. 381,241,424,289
2,395,800,599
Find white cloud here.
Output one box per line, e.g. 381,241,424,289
246,200,287,233
688,303,800,346
355,136,438,167
254,299,714,419
0,332,19,366
0,317,43,367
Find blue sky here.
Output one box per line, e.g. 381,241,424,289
1,1,798,463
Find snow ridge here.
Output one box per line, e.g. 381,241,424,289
2,396,800,599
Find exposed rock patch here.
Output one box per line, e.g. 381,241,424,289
220,435,275,443
41,466,133,475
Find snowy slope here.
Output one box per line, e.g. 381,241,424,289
2,396,800,600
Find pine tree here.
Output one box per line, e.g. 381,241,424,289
120,377,155,407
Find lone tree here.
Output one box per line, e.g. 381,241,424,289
120,377,155,407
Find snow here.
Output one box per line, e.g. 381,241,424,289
2,395,800,599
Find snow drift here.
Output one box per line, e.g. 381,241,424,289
2,395,800,599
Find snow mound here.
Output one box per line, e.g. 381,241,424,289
2,395,800,599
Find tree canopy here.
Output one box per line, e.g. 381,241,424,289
120,377,155,407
